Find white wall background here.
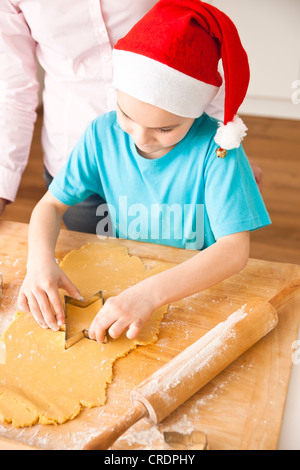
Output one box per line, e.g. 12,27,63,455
210,0,300,119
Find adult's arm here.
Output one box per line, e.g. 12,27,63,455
0,2,39,206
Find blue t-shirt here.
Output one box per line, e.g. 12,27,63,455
49,111,271,250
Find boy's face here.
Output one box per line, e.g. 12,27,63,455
116,91,195,159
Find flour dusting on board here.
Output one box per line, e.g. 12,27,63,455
138,305,248,404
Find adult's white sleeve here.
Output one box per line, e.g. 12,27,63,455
0,2,39,201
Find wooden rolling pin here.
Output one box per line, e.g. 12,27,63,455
84,280,300,451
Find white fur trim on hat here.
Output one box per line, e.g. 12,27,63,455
112,49,219,118
215,115,248,150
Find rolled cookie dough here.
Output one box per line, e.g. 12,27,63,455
0,243,170,428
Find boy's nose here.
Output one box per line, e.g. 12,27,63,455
133,126,153,146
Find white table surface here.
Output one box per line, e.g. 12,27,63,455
278,327,300,450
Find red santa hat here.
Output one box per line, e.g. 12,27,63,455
112,0,250,155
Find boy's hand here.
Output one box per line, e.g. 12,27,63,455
89,284,157,343
18,261,82,331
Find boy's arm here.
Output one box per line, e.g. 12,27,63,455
145,230,250,305
18,191,82,330
27,191,66,262
89,231,250,342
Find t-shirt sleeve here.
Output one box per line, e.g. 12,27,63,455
204,144,271,239
49,120,104,206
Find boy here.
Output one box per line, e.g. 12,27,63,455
18,0,271,343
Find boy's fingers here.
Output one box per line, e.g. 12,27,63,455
58,274,82,300
89,319,108,343
34,289,60,331
126,320,144,340
18,291,30,313
89,309,114,343
26,292,49,329
108,317,130,339
47,287,65,326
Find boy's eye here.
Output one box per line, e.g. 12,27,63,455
158,128,173,133
120,110,128,119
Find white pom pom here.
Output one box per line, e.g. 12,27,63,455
215,115,248,150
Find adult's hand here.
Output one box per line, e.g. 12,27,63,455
0,198,9,217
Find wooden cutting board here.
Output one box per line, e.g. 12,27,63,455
0,220,299,450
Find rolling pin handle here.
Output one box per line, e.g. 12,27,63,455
269,279,300,311
83,401,148,450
